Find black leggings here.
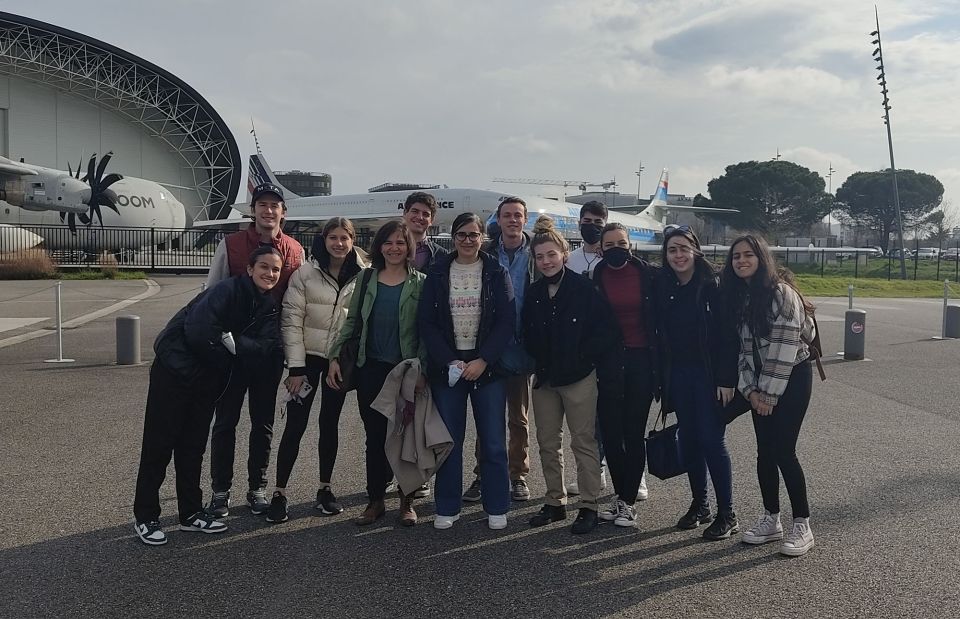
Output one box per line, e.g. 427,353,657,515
356,359,395,502
274,355,348,489
751,360,812,519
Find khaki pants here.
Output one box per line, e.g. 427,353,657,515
474,374,531,481
532,371,601,511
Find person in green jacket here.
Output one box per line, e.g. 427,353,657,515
328,220,426,526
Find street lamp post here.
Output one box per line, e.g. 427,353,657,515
827,162,836,236
871,7,908,279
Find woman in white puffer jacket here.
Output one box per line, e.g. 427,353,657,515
266,217,369,523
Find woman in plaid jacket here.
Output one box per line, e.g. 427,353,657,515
722,234,817,557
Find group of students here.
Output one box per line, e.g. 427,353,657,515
132,185,817,558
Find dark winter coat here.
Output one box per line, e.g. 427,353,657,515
522,267,619,388
592,256,662,402
154,275,281,384
418,251,516,387
654,268,739,413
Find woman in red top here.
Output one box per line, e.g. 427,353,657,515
592,223,660,528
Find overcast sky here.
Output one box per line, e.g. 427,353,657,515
5,1,959,212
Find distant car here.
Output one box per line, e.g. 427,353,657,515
888,248,914,259
942,248,960,260
860,246,884,257
916,247,940,259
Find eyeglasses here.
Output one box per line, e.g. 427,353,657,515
455,232,482,241
663,224,692,237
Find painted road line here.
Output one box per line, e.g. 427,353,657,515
0,279,160,350
0,317,47,334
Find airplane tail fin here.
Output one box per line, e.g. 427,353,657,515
637,169,669,224
246,154,302,203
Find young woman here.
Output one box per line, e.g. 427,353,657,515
655,225,740,540
133,246,282,545
419,212,514,531
328,220,426,526
722,234,816,556
268,218,368,523
592,223,659,528
522,215,618,535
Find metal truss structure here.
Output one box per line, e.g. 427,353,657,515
0,12,240,221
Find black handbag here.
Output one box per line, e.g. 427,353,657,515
334,268,373,392
646,408,686,480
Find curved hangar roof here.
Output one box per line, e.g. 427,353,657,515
0,11,240,221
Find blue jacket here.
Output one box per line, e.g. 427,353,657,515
418,251,516,386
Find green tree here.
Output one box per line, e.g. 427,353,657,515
834,169,944,248
706,161,832,235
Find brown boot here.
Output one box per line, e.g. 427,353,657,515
354,500,385,526
398,490,417,527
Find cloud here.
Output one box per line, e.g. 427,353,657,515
502,134,556,155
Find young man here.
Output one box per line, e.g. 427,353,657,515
464,196,535,503
566,201,608,277
403,191,448,274
205,183,305,517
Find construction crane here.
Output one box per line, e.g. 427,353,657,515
491,178,618,197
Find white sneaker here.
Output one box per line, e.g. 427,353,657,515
780,518,815,556
433,514,460,530
614,504,637,528
134,521,167,546
599,497,623,522
488,514,507,530
637,472,649,501
179,511,227,534
742,511,783,545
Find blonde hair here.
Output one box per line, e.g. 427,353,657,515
529,214,570,254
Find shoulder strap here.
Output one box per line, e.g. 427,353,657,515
351,269,374,338
788,284,826,381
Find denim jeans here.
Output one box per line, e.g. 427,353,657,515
432,377,509,517
670,361,734,513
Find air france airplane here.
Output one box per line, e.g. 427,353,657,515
204,154,684,247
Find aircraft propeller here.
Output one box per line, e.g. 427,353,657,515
59,152,123,233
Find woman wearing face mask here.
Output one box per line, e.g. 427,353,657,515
655,224,740,540
721,235,817,556
591,223,659,528
418,212,515,531
522,215,618,535
268,218,368,524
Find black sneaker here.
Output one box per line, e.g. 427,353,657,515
207,491,229,518
134,520,167,546
703,510,740,540
247,489,269,516
571,508,599,535
179,511,227,534
677,502,713,530
266,491,289,523
315,488,344,515
529,504,566,527
412,482,431,499
462,477,482,503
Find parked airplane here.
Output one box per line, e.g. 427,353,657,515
199,155,730,248
0,153,187,252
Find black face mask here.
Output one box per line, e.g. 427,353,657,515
602,247,630,268
544,268,564,285
579,223,602,245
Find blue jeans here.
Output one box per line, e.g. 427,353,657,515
670,361,733,513
432,378,510,517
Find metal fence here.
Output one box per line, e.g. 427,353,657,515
2,223,960,280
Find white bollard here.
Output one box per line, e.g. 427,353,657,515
848,284,854,310
44,281,75,363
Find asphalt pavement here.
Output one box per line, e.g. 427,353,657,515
1,276,958,618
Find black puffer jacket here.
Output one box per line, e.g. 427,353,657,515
522,267,619,388
654,268,739,413
154,275,281,383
